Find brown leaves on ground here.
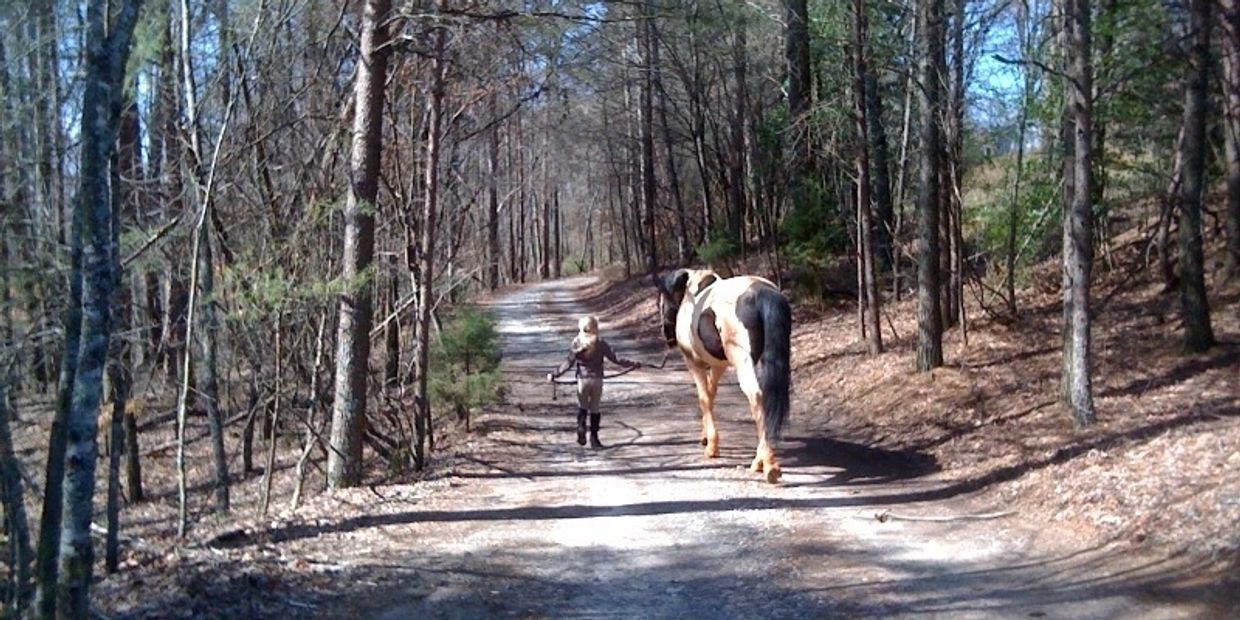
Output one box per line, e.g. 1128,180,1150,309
787,258,1238,574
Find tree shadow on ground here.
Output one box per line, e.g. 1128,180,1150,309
120,525,1239,619
778,435,939,485
798,539,1239,617
909,395,1239,499
1100,342,1239,398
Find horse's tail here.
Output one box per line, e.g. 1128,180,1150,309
755,286,792,438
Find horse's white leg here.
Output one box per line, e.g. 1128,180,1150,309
687,363,720,459
700,365,725,451
732,352,781,483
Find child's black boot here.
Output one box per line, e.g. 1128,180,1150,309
576,409,588,445
589,413,604,448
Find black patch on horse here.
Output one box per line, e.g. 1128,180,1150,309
696,308,726,361
663,269,691,305
735,289,766,364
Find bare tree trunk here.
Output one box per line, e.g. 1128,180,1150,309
177,0,231,515
488,109,501,289
686,4,714,244
104,141,128,574
122,388,142,502
892,14,918,302
32,21,83,603
0,388,32,615
784,0,811,227
198,229,229,512
328,0,392,488
292,313,327,510
1064,0,1096,425
103,362,126,574
56,1,141,614
553,189,562,277
0,36,13,381
916,0,945,371
517,115,528,283
947,0,966,339
1224,0,1240,283
1178,0,1216,352
32,0,63,250
175,201,209,538
585,197,597,270
692,94,714,243
853,0,883,355
624,72,645,272
538,103,552,282
31,0,64,393
241,373,258,476
33,194,76,620
653,22,690,264
1058,1,1077,404
618,173,634,277
1093,0,1117,255
383,275,400,389
640,5,660,271
540,122,552,280
414,3,448,471
1007,0,1034,316
866,72,894,271
157,17,189,385
261,313,282,515
508,132,518,283
730,20,750,247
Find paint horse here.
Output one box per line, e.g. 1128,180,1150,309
654,269,792,483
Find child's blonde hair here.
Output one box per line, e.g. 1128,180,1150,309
572,316,599,353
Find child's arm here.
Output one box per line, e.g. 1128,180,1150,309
600,340,642,369
547,350,576,382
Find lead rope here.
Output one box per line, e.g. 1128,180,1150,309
550,351,671,401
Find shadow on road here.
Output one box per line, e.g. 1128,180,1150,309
186,525,1235,619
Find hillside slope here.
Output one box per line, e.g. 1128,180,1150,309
598,232,1239,599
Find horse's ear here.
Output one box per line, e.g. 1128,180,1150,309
651,272,667,294
665,269,690,299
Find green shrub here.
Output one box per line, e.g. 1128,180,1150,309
565,258,589,275
429,307,503,427
964,157,1063,285
781,178,848,269
695,233,739,267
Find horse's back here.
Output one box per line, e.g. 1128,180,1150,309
694,276,785,364
705,275,779,301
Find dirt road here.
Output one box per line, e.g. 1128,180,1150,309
339,276,1211,619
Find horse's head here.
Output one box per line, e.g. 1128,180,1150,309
652,269,720,348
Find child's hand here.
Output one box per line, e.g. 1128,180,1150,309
546,373,554,383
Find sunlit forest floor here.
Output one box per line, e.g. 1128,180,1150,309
780,228,1240,572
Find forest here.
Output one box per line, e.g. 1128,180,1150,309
0,0,1237,617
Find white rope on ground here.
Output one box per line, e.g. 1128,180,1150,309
863,509,1017,523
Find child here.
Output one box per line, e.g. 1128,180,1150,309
547,316,642,448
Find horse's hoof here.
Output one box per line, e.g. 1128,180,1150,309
703,445,719,459
749,457,764,473
765,466,782,484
